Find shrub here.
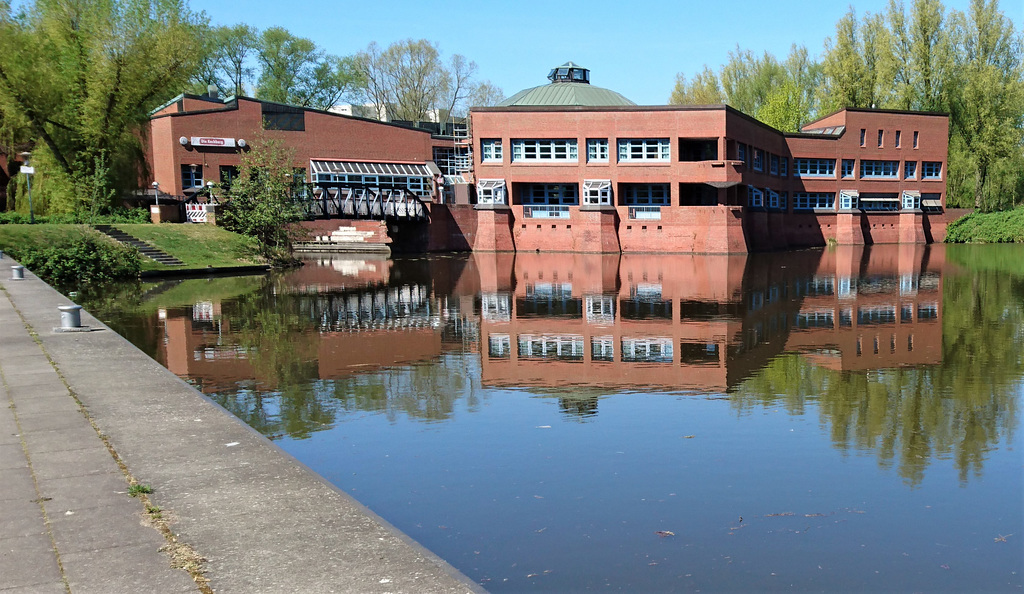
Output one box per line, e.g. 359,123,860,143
18,233,141,288
0,207,150,225
945,207,1024,243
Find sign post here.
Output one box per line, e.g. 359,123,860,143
18,152,34,224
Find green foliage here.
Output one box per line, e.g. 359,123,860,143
16,232,141,288
944,206,1024,242
220,137,305,263
0,207,149,224
127,483,153,497
0,0,209,209
255,27,363,110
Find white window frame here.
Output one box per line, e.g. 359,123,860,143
618,139,670,162
476,179,507,205
902,190,921,210
511,139,578,162
582,179,612,206
587,139,609,162
839,190,859,210
481,139,502,162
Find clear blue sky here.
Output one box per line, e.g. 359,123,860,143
191,0,1022,106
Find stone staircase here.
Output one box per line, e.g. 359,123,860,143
93,225,185,266
293,221,391,255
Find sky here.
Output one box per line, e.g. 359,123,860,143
189,0,1023,106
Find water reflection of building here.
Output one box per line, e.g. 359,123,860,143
159,255,452,393
477,245,944,392
157,247,944,400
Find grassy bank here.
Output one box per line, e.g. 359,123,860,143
945,206,1024,243
0,224,261,272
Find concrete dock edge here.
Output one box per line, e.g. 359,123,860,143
0,260,484,593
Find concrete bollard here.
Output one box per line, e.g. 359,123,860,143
58,305,83,329
11,265,24,280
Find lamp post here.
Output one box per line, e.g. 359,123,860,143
18,152,34,224
151,181,159,206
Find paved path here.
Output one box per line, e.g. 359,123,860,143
0,258,482,593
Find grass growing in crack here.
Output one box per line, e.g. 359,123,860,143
128,484,153,497
146,505,163,519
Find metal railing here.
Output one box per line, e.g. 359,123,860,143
524,205,571,219
300,185,428,221
628,206,662,220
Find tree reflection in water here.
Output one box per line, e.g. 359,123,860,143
80,246,1023,485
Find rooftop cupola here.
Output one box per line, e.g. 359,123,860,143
547,62,590,84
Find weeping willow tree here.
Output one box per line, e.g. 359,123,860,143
0,0,209,214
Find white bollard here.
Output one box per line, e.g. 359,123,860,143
58,305,83,329
11,265,24,280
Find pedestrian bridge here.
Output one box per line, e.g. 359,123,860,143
299,186,428,222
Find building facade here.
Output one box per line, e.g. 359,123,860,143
147,94,449,199
468,64,950,253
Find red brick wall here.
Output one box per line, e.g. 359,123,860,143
147,97,435,195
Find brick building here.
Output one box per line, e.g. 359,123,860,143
468,63,951,253
147,93,449,199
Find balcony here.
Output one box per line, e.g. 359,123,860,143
677,160,744,188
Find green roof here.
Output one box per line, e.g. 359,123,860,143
498,82,636,107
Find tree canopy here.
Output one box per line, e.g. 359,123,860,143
669,0,1024,210
0,0,209,212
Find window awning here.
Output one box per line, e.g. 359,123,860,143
310,159,437,177
860,196,900,202
477,179,506,190
902,190,921,198
921,199,942,208
839,190,860,198
583,179,611,191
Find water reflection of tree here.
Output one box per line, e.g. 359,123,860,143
210,277,338,439
330,354,480,424
732,263,1022,485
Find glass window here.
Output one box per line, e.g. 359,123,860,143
793,192,835,210
770,154,779,175
582,180,612,206
922,162,942,179
752,148,764,172
621,183,669,205
860,160,899,178
512,139,578,162
477,179,507,205
895,130,902,148
793,158,835,177
618,139,670,162
842,159,855,178
737,143,747,163
587,139,609,162
521,184,578,205
913,131,919,148
904,161,917,179
860,129,866,146
779,157,788,176
840,192,858,210
181,164,203,189
481,139,502,162
877,129,884,147
748,186,764,208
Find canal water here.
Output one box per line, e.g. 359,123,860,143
82,244,1022,592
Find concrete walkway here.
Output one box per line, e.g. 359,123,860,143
0,258,482,593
